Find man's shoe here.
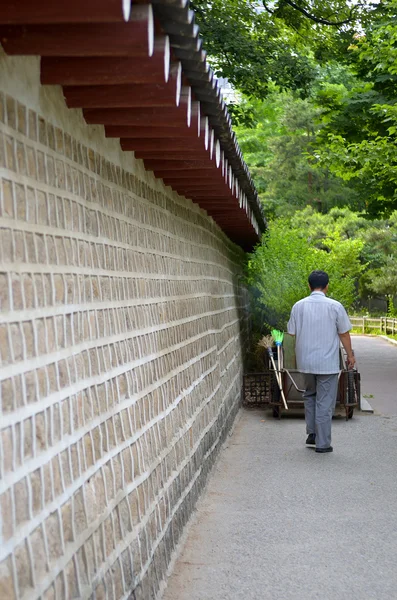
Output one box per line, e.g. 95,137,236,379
315,446,333,453
306,433,316,445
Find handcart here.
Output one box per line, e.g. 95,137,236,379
267,334,361,420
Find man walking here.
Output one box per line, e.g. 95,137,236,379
287,270,355,453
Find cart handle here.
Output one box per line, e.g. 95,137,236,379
284,369,305,394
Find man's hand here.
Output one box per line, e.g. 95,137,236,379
339,331,356,369
347,354,356,369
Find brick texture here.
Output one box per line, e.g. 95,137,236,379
0,63,249,599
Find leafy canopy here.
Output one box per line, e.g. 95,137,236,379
192,0,397,217
191,0,318,98
191,0,383,98
233,88,363,218
247,216,363,329
312,1,397,216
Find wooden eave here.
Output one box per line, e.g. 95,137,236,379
0,0,267,251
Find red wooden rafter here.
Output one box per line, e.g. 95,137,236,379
0,0,262,249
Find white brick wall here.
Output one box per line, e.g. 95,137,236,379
0,52,249,600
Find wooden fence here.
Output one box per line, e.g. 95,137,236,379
349,316,397,335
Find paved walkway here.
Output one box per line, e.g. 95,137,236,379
352,335,397,415
163,336,397,600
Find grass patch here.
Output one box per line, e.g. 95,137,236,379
351,327,397,341
351,327,381,335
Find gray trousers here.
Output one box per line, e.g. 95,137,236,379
303,373,339,449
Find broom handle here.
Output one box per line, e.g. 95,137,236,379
269,349,288,410
276,344,288,409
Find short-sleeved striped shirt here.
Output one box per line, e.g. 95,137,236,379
287,291,351,374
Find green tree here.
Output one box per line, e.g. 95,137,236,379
234,92,362,218
191,0,384,98
232,93,285,203
366,258,397,314
191,0,318,98
262,0,381,29
247,217,363,329
289,206,397,310
290,205,371,245
313,1,397,216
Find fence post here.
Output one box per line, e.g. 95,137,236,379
362,316,366,333
393,319,396,336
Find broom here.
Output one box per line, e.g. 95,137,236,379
258,335,288,410
272,329,284,372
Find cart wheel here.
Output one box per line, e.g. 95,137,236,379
346,370,356,420
270,372,281,419
272,406,281,419
347,370,356,404
345,371,356,420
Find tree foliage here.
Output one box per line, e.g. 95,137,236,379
247,216,363,329
191,0,317,98
262,0,381,29
289,206,397,309
191,0,384,96
191,0,397,217
247,205,397,328
234,90,363,218
190,0,397,315
312,1,397,216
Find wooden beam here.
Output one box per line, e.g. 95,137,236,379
64,81,183,110
207,217,244,223
107,125,197,139
150,168,218,179
171,181,230,190
208,206,239,212
195,193,238,200
0,7,154,56
176,191,231,198
120,138,203,152
0,0,132,24
64,84,174,109
164,178,230,187
165,186,230,194
83,105,189,127
41,51,171,86
192,201,231,205
145,160,218,171
177,195,231,202
173,187,231,195
190,101,201,137
190,204,233,209
134,150,208,160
